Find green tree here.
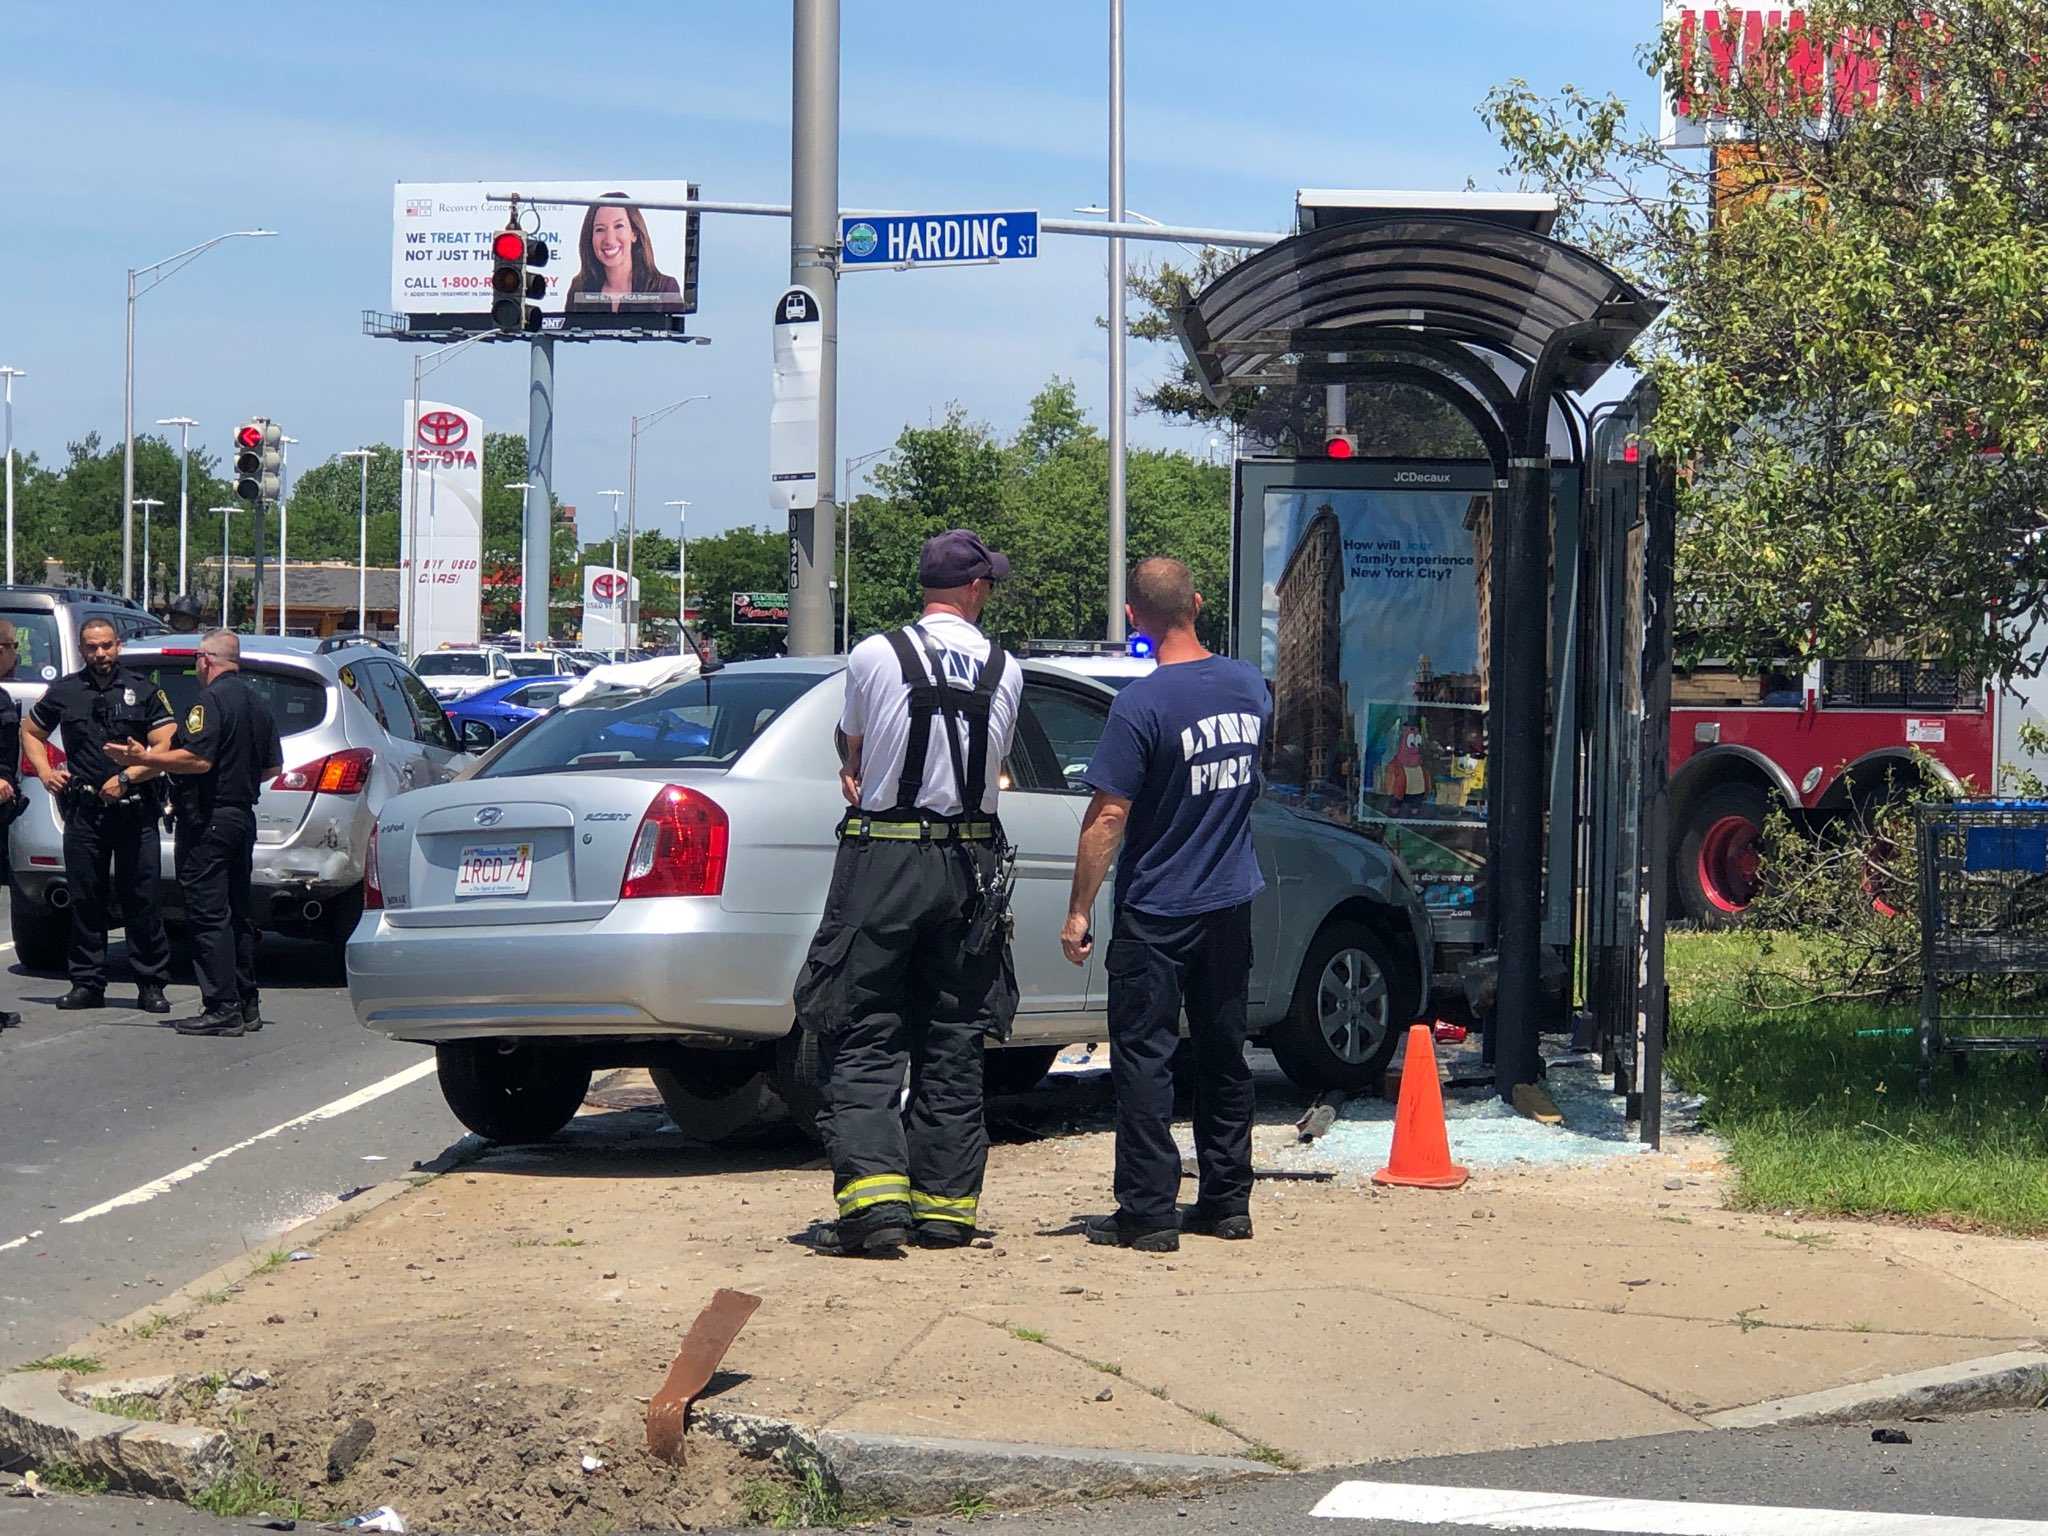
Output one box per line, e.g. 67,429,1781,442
1482,0,2048,679
11,432,235,600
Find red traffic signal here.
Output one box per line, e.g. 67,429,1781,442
1325,434,1356,459
235,424,263,450
489,222,548,333
492,229,527,262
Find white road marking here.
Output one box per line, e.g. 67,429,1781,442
1310,1482,2048,1534
57,1059,437,1227
0,1230,44,1253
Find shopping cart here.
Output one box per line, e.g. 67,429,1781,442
1916,801,2048,1093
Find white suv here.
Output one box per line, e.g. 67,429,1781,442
410,646,512,704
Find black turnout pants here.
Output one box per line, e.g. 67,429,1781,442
63,798,171,990
1107,901,1255,1227
797,832,1016,1234
176,806,258,1016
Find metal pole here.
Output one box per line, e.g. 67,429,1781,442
599,488,624,653
842,452,852,653
359,454,369,631
177,422,190,594
0,367,21,587
1106,0,1128,643
524,340,554,648
666,499,691,650
123,270,136,598
504,479,534,641
140,502,152,611
278,436,296,636
789,0,839,656
212,507,235,628
626,417,640,650
406,356,422,656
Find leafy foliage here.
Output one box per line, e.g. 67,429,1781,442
1482,0,2048,681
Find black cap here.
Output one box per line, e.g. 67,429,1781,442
167,594,201,618
919,529,1010,589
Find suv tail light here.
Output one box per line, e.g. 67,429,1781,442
364,823,384,910
273,748,374,795
620,785,728,899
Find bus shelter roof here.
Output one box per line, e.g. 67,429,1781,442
1177,214,1660,403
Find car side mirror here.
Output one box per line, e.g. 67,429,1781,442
460,720,498,754
494,667,512,680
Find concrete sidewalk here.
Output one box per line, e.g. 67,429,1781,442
43,1062,2048,1531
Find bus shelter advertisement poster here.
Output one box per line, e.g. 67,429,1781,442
392,181,700,327
1260,489,1488,920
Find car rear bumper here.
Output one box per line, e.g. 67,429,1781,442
347,900,814,1043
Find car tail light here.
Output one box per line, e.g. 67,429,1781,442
620,785,728,899
273,748,373,795
364,823,384,910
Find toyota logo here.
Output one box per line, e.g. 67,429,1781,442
474,806,504,827
592,573,627,601
417,410,469,448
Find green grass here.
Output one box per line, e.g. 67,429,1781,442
92,1395,164,1420
949,1490,995,1520
34,1463,109,1495
128,1313,173,1341
1009,1326,1047,1344
249,1250,292,1277
1089,1359,1123,1376
1665,932,2048,1235
1244,1444,1302,1471
189,1458,296,1521
739,1466,852,1529
17,1354,100,1374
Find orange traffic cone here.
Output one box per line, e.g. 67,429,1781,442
1373,1024,1470,1189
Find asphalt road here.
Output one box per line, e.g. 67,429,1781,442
0,889,465,1364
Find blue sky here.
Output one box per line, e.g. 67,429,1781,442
1,1,1658,545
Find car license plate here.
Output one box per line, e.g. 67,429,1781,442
455,842,532,898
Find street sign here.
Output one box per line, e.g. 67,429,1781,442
770,287,822,529
732,591,790,627
838,211,1039,268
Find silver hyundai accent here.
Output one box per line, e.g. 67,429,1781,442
348,659,1432,1142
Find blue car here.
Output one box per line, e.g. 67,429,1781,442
443,676,577,744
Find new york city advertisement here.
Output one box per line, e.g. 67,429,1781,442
399,399,484,654
391,180,700,329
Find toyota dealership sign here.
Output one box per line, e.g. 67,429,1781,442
400,399,485,654
582,566,640,652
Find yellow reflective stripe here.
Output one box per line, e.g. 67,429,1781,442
836,1175,910,1215
910,1191,978,1224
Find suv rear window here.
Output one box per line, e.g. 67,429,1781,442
133,661,329,738
415,653,488,677
508,656,556,677
479,671,821,778
0,612,63,680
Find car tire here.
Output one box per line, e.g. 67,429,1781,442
9,885,67,974
773,1028,828,1145
434,1041,590,1143
1675,782,1770,927
650,1047,782,1144
984,1045,1061,1096
1266,919,1415,1094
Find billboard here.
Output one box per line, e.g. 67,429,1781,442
399,400,484,654
731,592,790,627
1259,487,1489,922
392,181,700,333
582,566,640,651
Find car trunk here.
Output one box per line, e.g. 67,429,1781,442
385,771,683,928
131,656,329,848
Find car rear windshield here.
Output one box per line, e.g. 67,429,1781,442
133,661,329,738
0,611,63,680
508,656,555,677
415,653,487,676
478,670,822,777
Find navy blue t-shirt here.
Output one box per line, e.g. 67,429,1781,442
1082,655,1271,917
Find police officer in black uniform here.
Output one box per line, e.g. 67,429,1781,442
794,531,1024,1256
107,629,281,1038
0,644,21,1032
165,595,203,635
21,617,176,1013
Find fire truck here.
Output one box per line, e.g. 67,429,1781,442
1668,656,2046,923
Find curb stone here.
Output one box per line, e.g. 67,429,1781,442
1705,1348,2048,1430
0,1371,231,1499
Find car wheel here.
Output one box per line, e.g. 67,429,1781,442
9,885,67,974
1266,919,1414,1093
984,1045,1060,1096
650,1047,781,1143
434,1041,590,1143
773,1028,827,1146
1675,782,1770,927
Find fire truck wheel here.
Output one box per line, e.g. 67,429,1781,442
1677,782,1771,926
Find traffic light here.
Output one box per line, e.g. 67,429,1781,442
234,420,282,503
490,223,549,333
1324,429,1357,460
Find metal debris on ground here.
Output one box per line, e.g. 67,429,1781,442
1178,1159,1333,1183
580,1454,605,1473
322,1508,406,1533
1295,1091,1348,1142
288,1249,318,1261
645,1287,762,1465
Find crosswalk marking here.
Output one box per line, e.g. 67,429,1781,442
1310,1481,2048,1534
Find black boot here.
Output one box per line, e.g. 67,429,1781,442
173,1009,246,1038
1083,1212,1180,1253
829,1202,911,1256
912,1222,976,1249
135,984,170,1015
55,985,105,1011
1178,1204,1253,1240
241,997,265,1032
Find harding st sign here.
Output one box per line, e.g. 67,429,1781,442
838,210,1039,269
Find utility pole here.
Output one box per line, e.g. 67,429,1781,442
524,340,555,648
665,499,691,651
1106,0,1128,643
788,0,840,656
135,499,163,612
339,449,377,634
504,480,534,640
210,507,237,627
2,367,24,587
156,417,198,597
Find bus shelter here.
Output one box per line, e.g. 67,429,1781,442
1175,200,1673,1123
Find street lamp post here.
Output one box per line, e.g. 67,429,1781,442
626,394,710,649
156,416,198,596
339,449,377,634
1,366,23,586
1107,0,1128,642
133,498,164,612
664,499,691,651
211,506,237,627
599,488,625,655
277,435,298,636
123,229,277,598
841,446,890,653
504,480,534,640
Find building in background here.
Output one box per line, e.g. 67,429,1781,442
1274,505,1346,787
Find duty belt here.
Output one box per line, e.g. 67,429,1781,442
839,815,997,843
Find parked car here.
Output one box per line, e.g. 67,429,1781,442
504,650,576,679
9,635,487,971
410,645,513,704
442,675,577,743
349,659,1433,1143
